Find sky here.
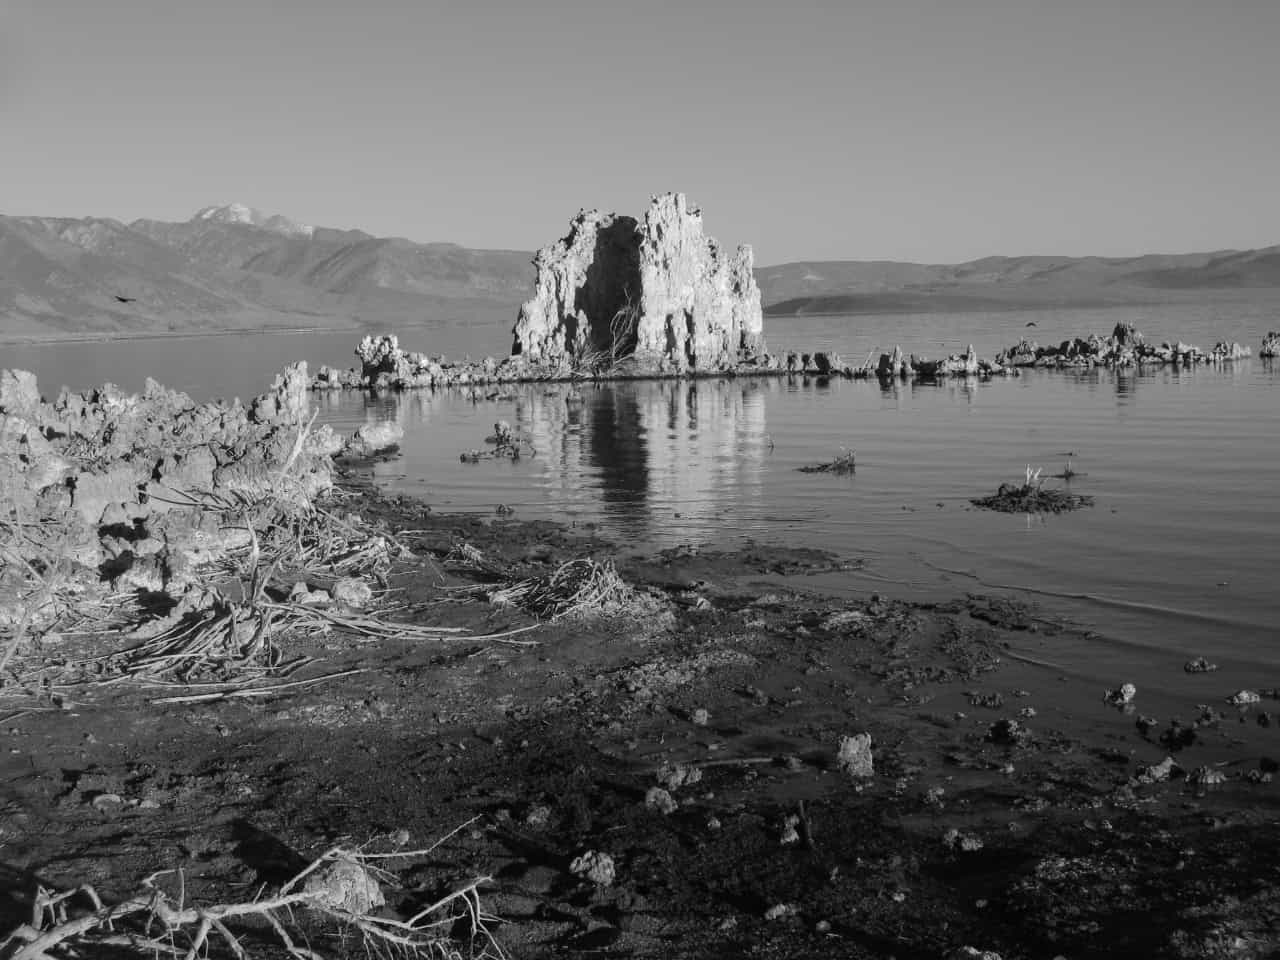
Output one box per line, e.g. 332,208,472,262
1,0,1278,266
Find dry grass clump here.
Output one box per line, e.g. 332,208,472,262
487,558,668,623
971,465,1094,514
0,825,502,960
0,481,516,701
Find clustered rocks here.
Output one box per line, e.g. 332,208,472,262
995,321,1252,369
0,363,348,622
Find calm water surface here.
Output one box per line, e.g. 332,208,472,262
9,300,1280,685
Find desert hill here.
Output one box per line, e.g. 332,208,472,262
1,204,535,342
757,247,1280,316
2,201,1277,341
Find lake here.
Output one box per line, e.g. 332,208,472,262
6,297,1279,691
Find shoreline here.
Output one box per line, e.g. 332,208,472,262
3,474,1278,957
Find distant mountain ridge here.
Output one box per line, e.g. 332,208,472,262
190,202,314,237
757,246,1280,316
2,201,1278,341
0,203,536,341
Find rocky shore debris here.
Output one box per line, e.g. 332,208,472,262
460,420,532,463
836,733,874,777
1260,331,1280,357
0,363,482,697
987,718,1033,746
569,850,616,886
341,419,404,459
995,321,1252,369
971,465,1094,514
1104,682,1137,708
1183,656,1220,673
797,449,856,475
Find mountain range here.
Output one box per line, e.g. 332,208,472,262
2,203,1278,342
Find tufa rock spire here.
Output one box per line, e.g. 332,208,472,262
511,193,766,373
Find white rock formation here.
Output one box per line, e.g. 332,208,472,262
512,194,766,373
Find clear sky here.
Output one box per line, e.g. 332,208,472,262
2,0,1277,265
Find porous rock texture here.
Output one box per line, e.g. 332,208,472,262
512,193,767,373
0,362,338,609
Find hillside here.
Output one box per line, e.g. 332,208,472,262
757,248,1280,316
3,201,1278,341
1,204,534,343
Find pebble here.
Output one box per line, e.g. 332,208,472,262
1103,682,1137,707
836,733,874,778
569,850,616,886
644,787,678,815
764,903,796,921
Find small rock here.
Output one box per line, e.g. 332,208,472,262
288,581,331,605
690,708,710,726
764,903,797,921
1228,690,1261,707
644,787,678,814
524,805,552,829
91,793,124,810
949,949,1004,960
942,828,984,853
1133,756,1180,785
986,718,1032,747
836,733,874,778
330,577,374,609
1183,657,1219,674
657,762,703,791
304,859,386,914
1104,682,1137,707
1136,715,1159,736
1189,766,1227,787
780,814,802,846
569,850,616,886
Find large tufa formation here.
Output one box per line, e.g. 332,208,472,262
512,193,767,374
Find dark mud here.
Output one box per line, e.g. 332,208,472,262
2,480,1278,959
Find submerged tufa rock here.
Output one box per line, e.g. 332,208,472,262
512,193,767,373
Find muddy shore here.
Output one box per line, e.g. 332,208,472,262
3,471,1278,959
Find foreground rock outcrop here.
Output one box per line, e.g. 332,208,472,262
512,193,767,374
0,363,339,607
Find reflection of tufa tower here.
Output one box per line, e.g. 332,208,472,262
513,380,768,534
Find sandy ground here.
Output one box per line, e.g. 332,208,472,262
2,478,1279,959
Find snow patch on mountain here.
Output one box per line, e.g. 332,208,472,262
191,203,313,237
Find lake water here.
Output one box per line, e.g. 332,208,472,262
6,298,1279,688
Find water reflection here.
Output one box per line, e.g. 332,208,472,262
510,379,769,535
